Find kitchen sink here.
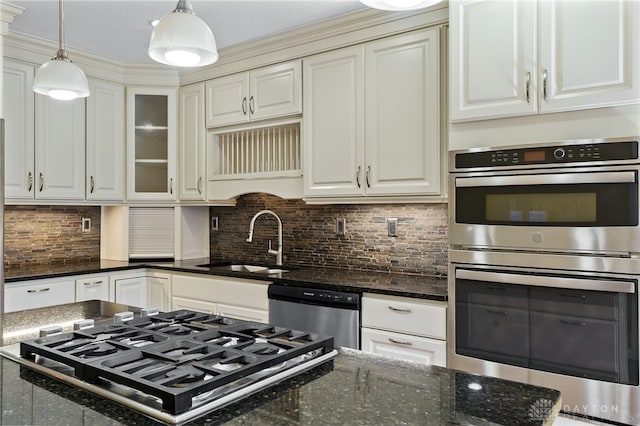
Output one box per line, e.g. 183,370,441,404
196,263,292,274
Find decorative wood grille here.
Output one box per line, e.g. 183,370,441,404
210,123,301,179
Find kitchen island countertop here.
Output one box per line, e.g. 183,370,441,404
5,257,448,301
1,348,560,425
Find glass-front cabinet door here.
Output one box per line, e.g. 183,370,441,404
126,86,177,200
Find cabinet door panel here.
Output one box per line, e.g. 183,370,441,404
303,46,365,197
365,28,441,195
178,83,206,200
147,275,171,312
450,0,536,121
205,73,248,127
172,296,216,314
539,0,640,112
86,79,124,200
3,59,35,199
35,96,85,199
249,61,302,121
114,276,147,307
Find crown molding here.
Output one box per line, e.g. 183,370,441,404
179,3,448,85
4,32,179,86
1,2,24,36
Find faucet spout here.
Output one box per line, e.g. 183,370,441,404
246,209,283,265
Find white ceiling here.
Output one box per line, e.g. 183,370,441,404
8,0,368,64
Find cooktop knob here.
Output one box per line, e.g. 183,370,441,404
553,148,566,159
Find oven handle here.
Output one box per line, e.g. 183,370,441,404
456,269,636,293
455,171,636,187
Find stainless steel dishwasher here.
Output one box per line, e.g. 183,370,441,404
268,284,360,349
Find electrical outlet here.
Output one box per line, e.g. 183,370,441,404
336,218,346,236
81,217,91,233
387,217,398,237
211,216,219,231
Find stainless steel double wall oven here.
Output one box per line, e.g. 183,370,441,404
448,137,640,424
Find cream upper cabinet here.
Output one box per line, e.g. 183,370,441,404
304,28,441,200
126,86,177,201
450,0,639,122
205,60,302,127
178,83,206,201
86,79,125,201
538,0,639,113
3,58,35,200
4,58,85,201
35,94,86,200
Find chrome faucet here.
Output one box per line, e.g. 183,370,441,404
247,209,283,266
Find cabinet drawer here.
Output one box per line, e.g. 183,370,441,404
362,293,446,340
5,280,75,313
361,327,446,367
75,275,110,302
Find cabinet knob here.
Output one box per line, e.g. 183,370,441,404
27,172,33,192
525,72,531,104
356,166,361,188
542,69,549,102
90,176,95,193
197,176,203,194
39,173,44,192
242,97,247,115
366,165,371,188
249,96,255,115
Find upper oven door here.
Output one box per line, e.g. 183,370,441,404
449,165,640,255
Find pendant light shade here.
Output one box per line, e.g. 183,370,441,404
33,0,89,101
148,0,218,68
359,0,443,11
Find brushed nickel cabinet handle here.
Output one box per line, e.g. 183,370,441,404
28,288,50,293
197,176,202,194
388,306,412,313
39,173,44,192
388,338,413,346
27,172,33,192
249,96,255,114
525,72,531,104
242,97,247,115
542,69,548,102
169,178,173,195
84,280,103,286
356,166,361,188
90,175,95,193
366,165,371,188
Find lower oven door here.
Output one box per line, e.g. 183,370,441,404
448,260,640,423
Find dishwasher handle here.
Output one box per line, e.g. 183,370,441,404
268,284,360,310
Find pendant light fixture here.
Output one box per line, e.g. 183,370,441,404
359,0,443,11
32,0,90,101
148,0,218,68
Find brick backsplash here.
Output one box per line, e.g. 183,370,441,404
210,194,449,276
4,206,101,268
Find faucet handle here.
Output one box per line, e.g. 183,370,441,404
267,240,278,256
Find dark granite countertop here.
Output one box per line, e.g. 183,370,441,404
0,301,560,425
5,258,448,301
0,349,560,425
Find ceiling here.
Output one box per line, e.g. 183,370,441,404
8,0,368,65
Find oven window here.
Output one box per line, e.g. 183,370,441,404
456,179,637,226
485,192,596,222
455,271,639,386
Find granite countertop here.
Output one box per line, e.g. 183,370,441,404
0,349,560,426
4,258,448,301
0,301,561,425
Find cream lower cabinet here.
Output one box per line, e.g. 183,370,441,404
5,278,75,313
111,271,172,311
361,293,447,367
75,275,110,302
171,274,269,320
303,28,441,201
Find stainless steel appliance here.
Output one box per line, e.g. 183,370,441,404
268,284,360,349
0,309,337,424
448,137,640,425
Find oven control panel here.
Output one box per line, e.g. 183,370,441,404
454,140,638,169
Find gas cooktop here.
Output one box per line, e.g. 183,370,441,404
1,309,337,424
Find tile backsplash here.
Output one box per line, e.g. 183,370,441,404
210,194,448,276
4,205,101,268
